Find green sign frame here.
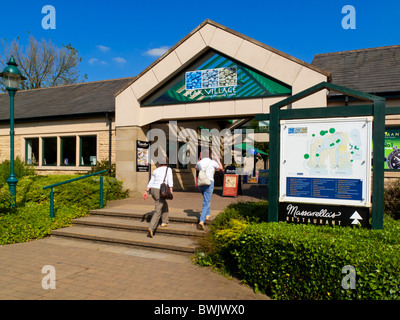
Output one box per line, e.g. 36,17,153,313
257,82,386,230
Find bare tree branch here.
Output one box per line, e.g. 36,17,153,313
0,35,87,91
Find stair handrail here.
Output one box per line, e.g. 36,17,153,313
43,170,108,219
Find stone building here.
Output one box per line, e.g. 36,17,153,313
0,20,399,195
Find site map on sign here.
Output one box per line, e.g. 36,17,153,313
302,127,362,176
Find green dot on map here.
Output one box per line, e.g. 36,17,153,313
320,130,327,136
336,139,341,143
316,153,320,157
304,154,310,159
329,128,335,134
312,134,315,137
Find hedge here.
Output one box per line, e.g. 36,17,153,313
196,201,400,300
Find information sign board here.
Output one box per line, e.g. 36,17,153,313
223,174,239,197
279,117,372,207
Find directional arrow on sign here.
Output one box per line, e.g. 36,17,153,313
350,211,363,225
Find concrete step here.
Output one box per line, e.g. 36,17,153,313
89,207,214,225
51,225,198,254
72,215,206,237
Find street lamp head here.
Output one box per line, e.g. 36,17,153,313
0,56,26,91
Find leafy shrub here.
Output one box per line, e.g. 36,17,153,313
15,174,127,209
0,174,128,245
232,219,400,299
197,201,400,300
212,201,268,230
0,157,35,188
384,179,400,220
88,160,116,177
0,202,88,244
197,201,267,269
0,189,16,214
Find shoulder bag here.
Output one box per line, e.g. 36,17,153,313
197,160,211,186
160,167,173,200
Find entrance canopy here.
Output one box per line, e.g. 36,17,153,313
234,143,268,156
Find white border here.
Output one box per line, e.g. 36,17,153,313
279,117,372,207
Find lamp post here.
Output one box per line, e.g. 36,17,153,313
0,56,26,207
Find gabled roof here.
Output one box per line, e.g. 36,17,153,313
0,77,135,122
116,19,330,97
312,45,400,94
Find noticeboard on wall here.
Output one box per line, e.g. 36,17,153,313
385,128,400,170
279,117,372,207
136,140,149,172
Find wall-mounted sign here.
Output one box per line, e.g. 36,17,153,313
279,117,373,208
141,50,291,106
136,140,149,172
385,128,400,170
258,169,269,185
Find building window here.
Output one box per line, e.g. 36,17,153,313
80,136,97,166
26,135,99,168
25,138,39,166
42,137,57,166
61,136,76,166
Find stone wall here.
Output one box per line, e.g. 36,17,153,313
0,116,116,174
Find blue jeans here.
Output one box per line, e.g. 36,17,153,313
198,180,214,222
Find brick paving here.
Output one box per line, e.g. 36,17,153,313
0,237,269,300
0,185,269,300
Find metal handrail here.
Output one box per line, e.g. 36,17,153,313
43,170,108,219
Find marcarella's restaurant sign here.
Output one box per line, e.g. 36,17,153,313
279,202,370,228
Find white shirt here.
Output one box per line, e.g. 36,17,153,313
147,166,173,189
196,158,219,182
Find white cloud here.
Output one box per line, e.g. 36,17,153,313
88,58,107,65
113,57,127,64
97,45,111,52
144,46,170,57
88,58,98,65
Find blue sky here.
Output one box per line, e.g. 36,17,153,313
1,0,399,82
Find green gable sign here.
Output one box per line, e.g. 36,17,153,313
142,50,291,106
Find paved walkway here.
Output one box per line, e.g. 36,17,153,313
0,185,269,300
0,238,268,300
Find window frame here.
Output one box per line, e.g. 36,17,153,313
79,135,97,166
42,136,58,166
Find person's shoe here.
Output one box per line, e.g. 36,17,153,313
198,221,205,230
206,215,211,221
148,228,153,238
160,223,169,227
